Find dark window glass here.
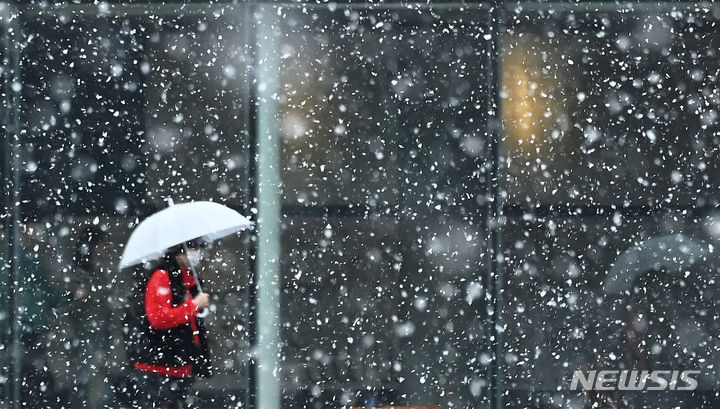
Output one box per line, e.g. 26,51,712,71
502,212,720,407
278,7,490,408
503,10,720,208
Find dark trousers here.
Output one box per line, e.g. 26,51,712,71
129,368,197,409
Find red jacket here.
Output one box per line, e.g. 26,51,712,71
134,268,201,378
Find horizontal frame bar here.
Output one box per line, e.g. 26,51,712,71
16,1,719,19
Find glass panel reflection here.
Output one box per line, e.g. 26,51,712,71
502,212,720,408
503,9,720,208
277,6,490,408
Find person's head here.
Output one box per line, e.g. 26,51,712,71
165,238,208,270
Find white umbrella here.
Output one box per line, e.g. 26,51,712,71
119,199,254,270
603,234,708,294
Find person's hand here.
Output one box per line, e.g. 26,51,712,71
193,293,210,310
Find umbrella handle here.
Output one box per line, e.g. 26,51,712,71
181,240,211,318
181,241,204,293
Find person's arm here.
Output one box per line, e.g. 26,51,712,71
145,269,199,330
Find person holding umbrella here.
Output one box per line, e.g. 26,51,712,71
125,239,211,409
119,200,253,409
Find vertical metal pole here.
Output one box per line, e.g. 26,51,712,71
3,9,22,409
254,5,282,409
485,2,504,409
244,3,259,409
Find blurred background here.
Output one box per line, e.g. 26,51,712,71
1,2,720,409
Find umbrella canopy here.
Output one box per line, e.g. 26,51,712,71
119,200,254,269
603,233,709,294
